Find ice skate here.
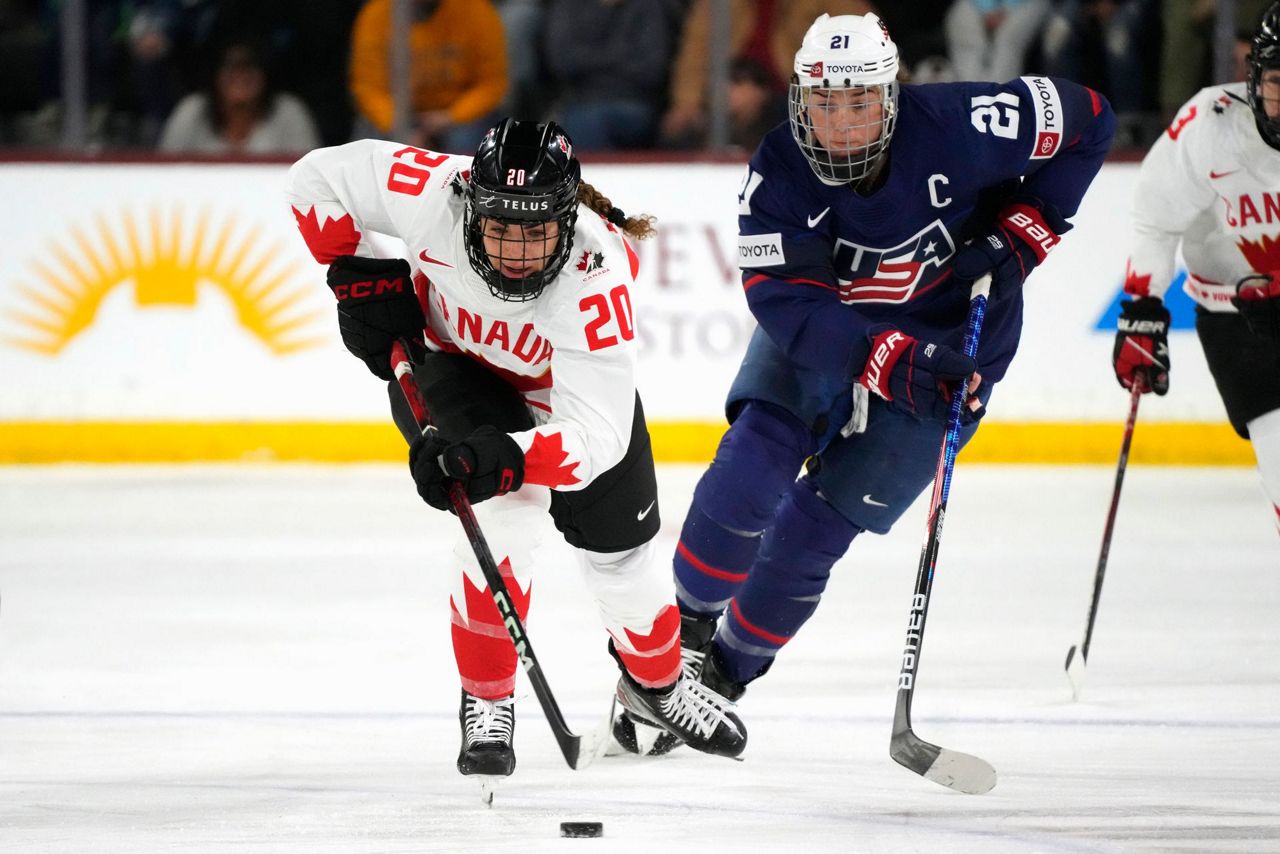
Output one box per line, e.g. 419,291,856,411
610,612,718,756
609,640,747,759
457,690,515,804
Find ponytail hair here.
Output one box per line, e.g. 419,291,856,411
577,181,656,240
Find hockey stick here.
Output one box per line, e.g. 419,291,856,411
889,273,998,796
389,340,606,771
1064,376,1144,700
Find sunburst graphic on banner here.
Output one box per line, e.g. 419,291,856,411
2,205,326,356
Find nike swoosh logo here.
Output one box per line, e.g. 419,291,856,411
1208,169,1238,180
807,207,831,228
636,500,656,521
862,494,888,507
418,248,454,267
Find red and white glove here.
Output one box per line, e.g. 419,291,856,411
857,327,981,423
1112,297,1171,395
951,197,1068,293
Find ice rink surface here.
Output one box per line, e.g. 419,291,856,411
1,462,1277,853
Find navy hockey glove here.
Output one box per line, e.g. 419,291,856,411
409,425,525,511
856,326,982,423
327,255,424,381
1233,272,1280,341
952,197,1068,294
1112,297,1171,395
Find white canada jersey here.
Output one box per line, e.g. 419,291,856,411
286,140,643,491
1126,82,1280,312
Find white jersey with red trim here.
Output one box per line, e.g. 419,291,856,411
286,139,643,491
1126,82,1280,312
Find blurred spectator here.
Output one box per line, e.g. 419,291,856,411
1041,0,1160,147
124,0,207,146
348,0,506,152
1161,0,1269,122
877,1,955,81
727,56,788,149
16,0,214,148
158,38,320,154
542,0,680,150
495,0,544,120
201,0,365,148
0,0,46,144
946,0,1051,83
659,0,874,148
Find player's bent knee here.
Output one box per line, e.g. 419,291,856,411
694,401,816,533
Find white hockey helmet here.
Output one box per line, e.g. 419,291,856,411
789,13,900,186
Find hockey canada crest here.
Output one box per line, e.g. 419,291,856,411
576,250,605,275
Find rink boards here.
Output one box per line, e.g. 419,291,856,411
0,160,1250,464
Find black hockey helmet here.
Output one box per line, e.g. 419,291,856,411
1248,1,1280,151
464,118,581,301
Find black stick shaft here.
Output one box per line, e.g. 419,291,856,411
893,276,988,738
1079,379,1143,663
390,340,583,768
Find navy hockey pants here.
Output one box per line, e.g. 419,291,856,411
674,389,988,685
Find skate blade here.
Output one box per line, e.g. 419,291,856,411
478,775,501,807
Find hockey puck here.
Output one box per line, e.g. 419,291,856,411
559,821,603,838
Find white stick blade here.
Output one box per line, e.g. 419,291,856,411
1065,643,1086,701
571,697,618,770
924,748,998,795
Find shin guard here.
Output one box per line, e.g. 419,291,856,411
674,402,814,617
717,478,860,684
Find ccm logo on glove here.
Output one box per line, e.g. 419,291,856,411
330,275,411,301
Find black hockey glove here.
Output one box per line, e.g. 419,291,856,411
409,425,525,511
952,197,1069,295
1112,296,1171,395
856,326,983,423
1233,272,1280,341
326,255,424,381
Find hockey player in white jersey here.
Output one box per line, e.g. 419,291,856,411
285,119,747,782
1115,2,1280,535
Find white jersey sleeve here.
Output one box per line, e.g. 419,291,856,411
1126,83,1280,310
285,140,470,262
1125,88,1221,301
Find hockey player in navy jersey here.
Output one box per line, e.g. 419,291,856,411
611,12,1115,756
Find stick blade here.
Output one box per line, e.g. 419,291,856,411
891,731,997,795
1064,643,1086,701
567,697,618,770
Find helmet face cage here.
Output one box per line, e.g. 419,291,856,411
788,80,898,185
464,119,581,301
1249,4,1280,151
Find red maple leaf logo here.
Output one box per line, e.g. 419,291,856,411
1122,258,1153,297
523,431,581,488
613,603,681,688
291,206,361,264
1236,233,1280,273
453,556,531,626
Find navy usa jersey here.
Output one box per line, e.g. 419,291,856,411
737,76,1114,384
